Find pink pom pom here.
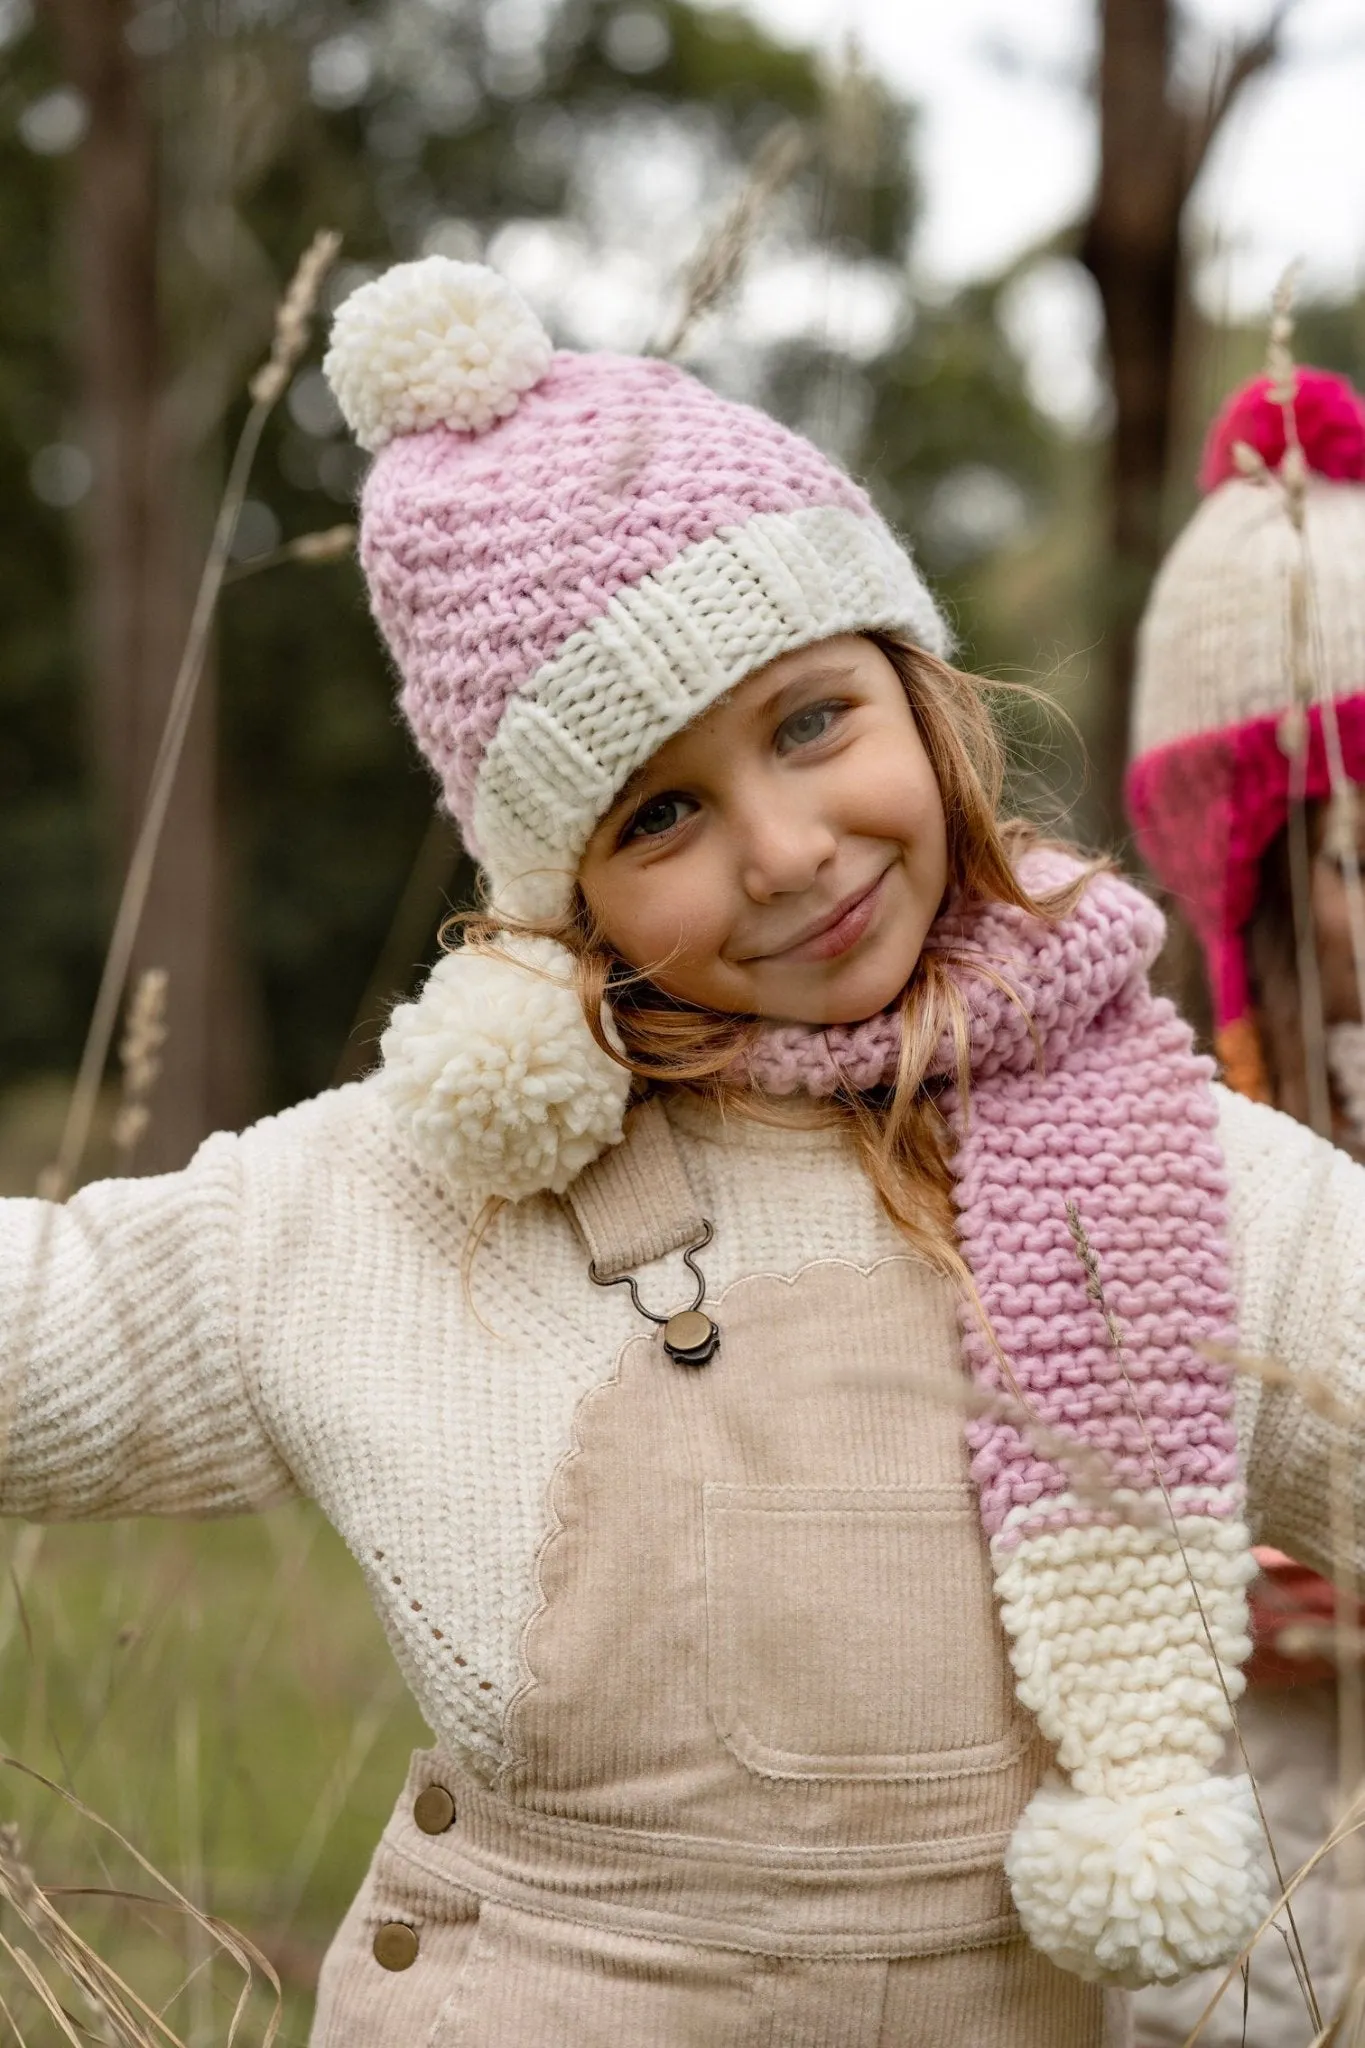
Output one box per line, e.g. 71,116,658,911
1199,369,1365,493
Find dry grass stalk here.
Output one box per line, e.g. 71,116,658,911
1276,1623,1365,1666
0,1759,282,2047
820,33,881,194
221,522,356,587
1235,271,1336,1136
1064,1200,1323,2034
1181,1788,1365,2046
599,421,655,499
0,1817,181,2045
286,522,354,564
248,231,343,408
39,228,342,1203
275,1668,406,1925
1329,1462,1365,2000
332,811,464,1088
1316,710,1365,1044
1204,1341,1355,1428
1254,268,1365,1972
652,120,808,360
111,969,169,1169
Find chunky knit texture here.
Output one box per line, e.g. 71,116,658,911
378,934,630,1205
1,1056,1363,1995
324,258,553,451
1128,696,1365,1028
1132,369,1365,762
1127,367,1365,1035
740,858,1263,1981
327,259,948,916
943,875,1261,1982
1199,369,1365,493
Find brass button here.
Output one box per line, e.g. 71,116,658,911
662,1308,720,1366
413,1783,456,1835
373,1922,419,1971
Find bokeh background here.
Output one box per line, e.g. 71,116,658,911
0,0,1363,2038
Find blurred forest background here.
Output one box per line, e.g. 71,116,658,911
0,0,1363,2039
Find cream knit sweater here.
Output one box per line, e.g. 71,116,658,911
0,1079,1361,1782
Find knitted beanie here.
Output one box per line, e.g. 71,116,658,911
325,256,949,1200
1126,367,1365,1093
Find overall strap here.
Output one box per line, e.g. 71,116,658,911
561,1096,705,1282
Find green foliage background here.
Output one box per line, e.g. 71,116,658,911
0,2,1362,2038
0,0,1095,1119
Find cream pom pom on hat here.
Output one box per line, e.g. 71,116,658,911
324,256,949,1202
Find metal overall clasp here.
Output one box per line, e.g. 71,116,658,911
588,1221,721,1367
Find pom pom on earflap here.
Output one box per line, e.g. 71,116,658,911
379,935,630,1205
1200,368,1365,493
1005,1775,1267,1988
324,257,553,453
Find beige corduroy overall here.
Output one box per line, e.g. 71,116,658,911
311,1104,1121,2046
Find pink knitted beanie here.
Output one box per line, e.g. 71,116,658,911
325,258,948,923
328,258,951,1204
1126,367,1365,1085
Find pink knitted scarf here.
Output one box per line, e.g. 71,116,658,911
749,856,1262,1984
751,854,1243,1532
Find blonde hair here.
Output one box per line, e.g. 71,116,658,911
455,635,1093,1281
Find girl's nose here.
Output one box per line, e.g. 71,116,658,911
738,806,839,903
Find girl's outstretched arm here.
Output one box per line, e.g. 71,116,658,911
0,1124,297,1522
1223,1086,1365,1571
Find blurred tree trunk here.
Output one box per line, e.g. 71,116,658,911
43,0,257,1171
1081,0,1292,841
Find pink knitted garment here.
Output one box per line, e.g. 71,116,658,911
1127,366,1365,1032
740,860,1260,1982
741,860,1260,1979
333,258,947,916
361,352,872,827
749,857,1243,1543
1128,693,1365,1026
1199,367,1365,492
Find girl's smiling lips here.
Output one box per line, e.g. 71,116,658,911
746,868,892,965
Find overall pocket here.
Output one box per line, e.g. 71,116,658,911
430,1900,759,2047
703,1482,1027,1781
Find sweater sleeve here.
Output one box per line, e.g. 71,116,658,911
1219,1083,1365,1575
0,1128,297,1520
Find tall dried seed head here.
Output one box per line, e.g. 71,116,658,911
821,34,881,193
112,967,169,1165
654,122,808,360
250,228,343,407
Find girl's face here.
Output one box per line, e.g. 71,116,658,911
578,635,949,1025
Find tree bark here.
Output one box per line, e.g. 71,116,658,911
1080,0,1186,842
1081,0,1291,842
43,0,256,1170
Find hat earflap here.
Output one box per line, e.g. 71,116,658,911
379,934,631,1205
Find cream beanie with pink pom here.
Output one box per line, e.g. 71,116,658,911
324,257,948,1202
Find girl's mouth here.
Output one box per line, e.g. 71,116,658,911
758,869,891,965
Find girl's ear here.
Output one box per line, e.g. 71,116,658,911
378,934,631,1204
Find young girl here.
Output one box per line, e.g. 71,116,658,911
5,258,1364,2048
1127,365,1365,2046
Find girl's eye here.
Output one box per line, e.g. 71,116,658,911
778,700,844,751
621,792,694,845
